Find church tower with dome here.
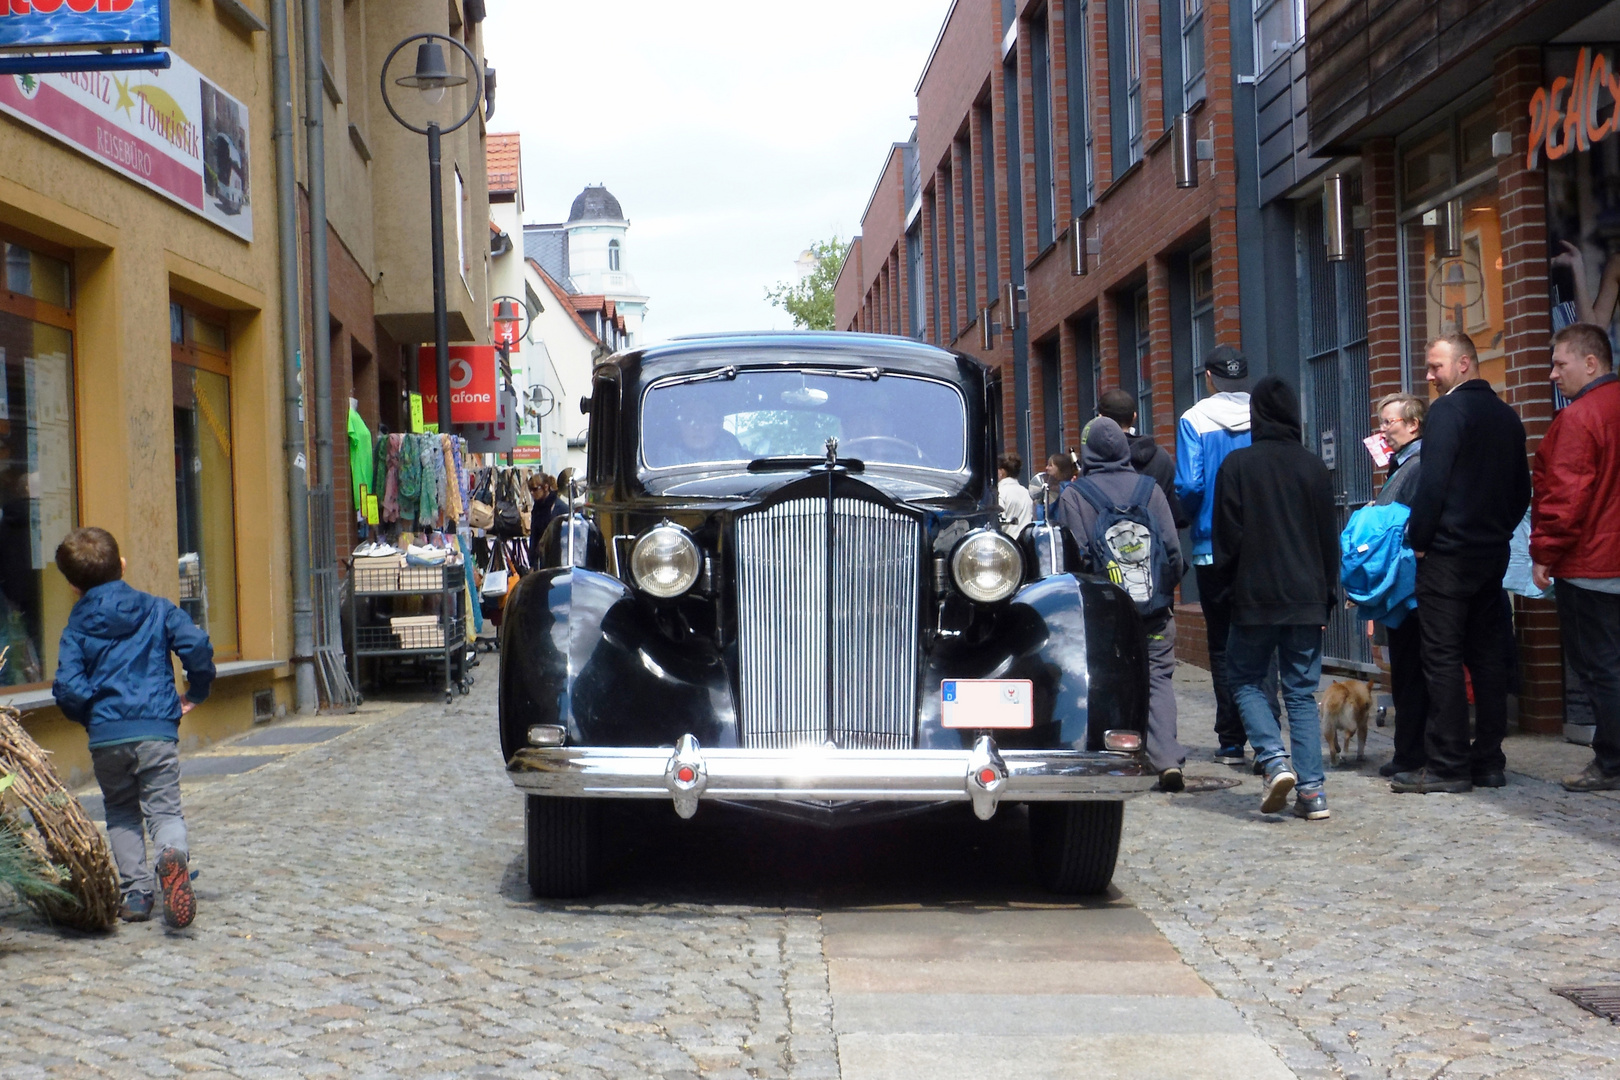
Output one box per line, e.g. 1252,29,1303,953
555,184,646,343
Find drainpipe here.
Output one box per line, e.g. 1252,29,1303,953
270,0,317,712
302,0,334,499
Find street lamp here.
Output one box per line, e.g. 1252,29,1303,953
380,33,482,435
491,294,530,466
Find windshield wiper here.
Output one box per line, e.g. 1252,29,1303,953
659,365,738,388
798,366,882,381
747,456,865,473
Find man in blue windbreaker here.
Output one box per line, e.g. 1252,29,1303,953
1176,346,1260,766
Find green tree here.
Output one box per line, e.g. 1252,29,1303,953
765,236,849,331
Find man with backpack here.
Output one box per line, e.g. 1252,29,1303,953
1057,417,1187,791
1211,376,1339,820
1099,388,1188,528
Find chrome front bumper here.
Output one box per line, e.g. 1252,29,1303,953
507,734,1155,821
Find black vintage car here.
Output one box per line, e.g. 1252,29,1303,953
500,332,1153,897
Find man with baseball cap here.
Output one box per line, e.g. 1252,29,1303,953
1177,346,1267,765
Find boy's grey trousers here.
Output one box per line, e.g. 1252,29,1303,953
90,740,188,898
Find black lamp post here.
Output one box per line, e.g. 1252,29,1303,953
381,34,482,434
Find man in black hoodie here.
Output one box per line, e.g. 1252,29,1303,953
1212,376,1339,820
1393,332,1531,794
1098,389,1188,528
1057,417,1187,790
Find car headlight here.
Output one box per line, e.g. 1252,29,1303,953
631,525,701,598
950,529,1022,603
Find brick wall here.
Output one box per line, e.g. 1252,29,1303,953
1495,46,1562,734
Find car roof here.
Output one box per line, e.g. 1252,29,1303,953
607,331,988,383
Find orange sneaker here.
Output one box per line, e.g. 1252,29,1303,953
155,848,195,929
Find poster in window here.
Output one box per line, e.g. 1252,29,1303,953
1545,45,1620,352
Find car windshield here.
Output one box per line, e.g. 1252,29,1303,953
640,369,967,472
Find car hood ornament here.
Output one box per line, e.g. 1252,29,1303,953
825,436,839,466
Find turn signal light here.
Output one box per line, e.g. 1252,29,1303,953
1103,730,1143,752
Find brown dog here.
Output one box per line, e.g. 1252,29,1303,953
1321,679,1372,766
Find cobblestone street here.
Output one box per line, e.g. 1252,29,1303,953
1,667,1618,1078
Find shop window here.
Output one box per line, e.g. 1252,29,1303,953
1401,125,1453,206
171,299,239,659
1134,287,1152,435
0,236,76,687
1400,181,1505,393
1190,251,1215,400
1547,45,1620,372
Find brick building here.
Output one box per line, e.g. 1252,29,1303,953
838,0,1620,732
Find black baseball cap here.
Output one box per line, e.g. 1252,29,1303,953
1204,346,1248,381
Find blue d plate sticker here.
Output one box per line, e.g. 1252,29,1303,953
940,679,1034,729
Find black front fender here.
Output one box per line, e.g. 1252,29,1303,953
499,568,737,761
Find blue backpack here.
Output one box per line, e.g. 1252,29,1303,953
1073,474,1176,617
1340,502,1417,627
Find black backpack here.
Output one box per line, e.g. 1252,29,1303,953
1073,474,1175,616
492,472,523,539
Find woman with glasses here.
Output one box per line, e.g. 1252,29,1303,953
1373,392,1428,778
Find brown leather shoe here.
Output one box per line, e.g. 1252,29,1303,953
1562,760,1620,793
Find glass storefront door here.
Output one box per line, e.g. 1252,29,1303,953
0,236,77,687
171,300,239,659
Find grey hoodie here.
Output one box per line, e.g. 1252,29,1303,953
1055,417,1184,582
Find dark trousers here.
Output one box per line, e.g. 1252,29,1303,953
1386,611,1428,770
1555,579,1620,777
1195,563,1278,749
1415,552,1511,781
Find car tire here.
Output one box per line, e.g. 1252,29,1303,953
1028,800,1123,895
525,795,598,898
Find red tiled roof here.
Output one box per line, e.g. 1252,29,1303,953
527,258,600,345
487,132,521,195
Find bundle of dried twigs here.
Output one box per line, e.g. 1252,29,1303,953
0,705,119,931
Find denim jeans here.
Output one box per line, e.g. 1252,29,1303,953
1226,624,1326,792
91,740,188,899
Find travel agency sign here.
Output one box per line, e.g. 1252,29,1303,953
0,1,170,50
0,50,251,240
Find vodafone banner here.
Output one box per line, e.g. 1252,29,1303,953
0,50,252,241
419,344,498,425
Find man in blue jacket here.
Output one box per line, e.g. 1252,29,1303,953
1177,346,1261,765
52,527,214,927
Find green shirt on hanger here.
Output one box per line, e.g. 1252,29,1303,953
348,408,374,506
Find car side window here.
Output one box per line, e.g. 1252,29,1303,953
586,376,618,485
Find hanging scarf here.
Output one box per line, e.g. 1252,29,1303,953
439,435,464,525
450,439,469,528
397,432,423,519
381,433,403,522
417,435,440,525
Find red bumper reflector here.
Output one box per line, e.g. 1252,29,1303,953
676,766,697,783
1103,730,1143,752
977,767,999,785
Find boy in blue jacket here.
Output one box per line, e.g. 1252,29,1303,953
52,527,214,927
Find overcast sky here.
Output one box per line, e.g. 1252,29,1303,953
483,0,947,344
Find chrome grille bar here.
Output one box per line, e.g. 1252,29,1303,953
735,493,921,751
830,498,920,749
736,499,828,749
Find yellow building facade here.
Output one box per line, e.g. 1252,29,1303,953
0,0,493,783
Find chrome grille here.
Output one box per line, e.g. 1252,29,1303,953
735,495,921,750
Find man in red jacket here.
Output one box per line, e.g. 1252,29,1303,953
1531,322,1620,792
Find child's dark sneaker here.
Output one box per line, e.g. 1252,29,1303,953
119,891,154,922
155,847,195,928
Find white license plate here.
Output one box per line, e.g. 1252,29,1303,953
940,679,1034,729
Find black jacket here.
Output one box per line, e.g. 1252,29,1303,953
1126,432,1189,529
1211,377,1340,626
1405,379,1531,558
